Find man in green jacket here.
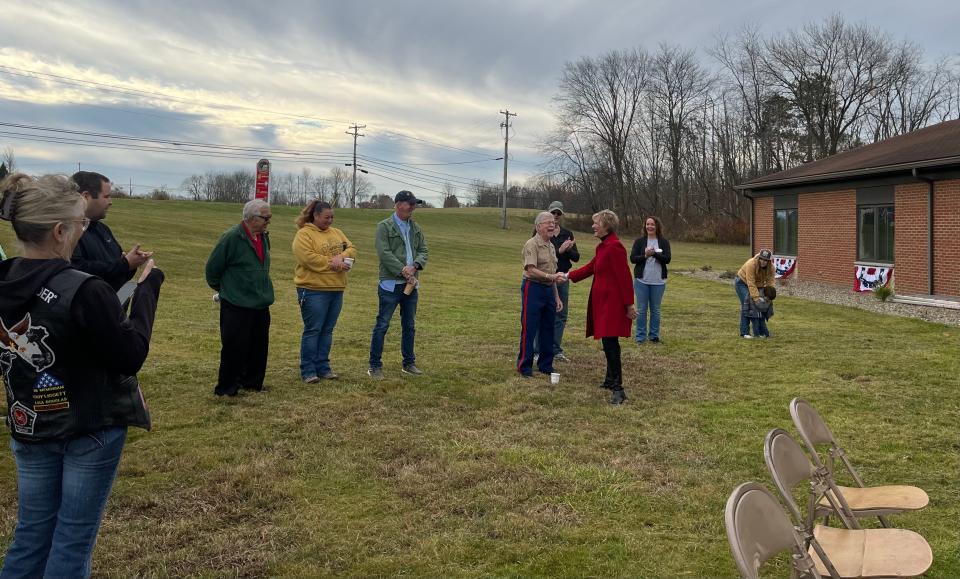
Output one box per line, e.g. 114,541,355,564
368,191,428,379
205,199,275,396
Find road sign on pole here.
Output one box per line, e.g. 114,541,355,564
255,159,271,200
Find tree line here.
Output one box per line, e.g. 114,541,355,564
178,166,376,207
527,15,959,237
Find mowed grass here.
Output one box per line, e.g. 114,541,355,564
0,200,958,578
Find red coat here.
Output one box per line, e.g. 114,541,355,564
568,233,634,339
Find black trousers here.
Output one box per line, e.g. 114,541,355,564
601,337,622,389
216,299,270,395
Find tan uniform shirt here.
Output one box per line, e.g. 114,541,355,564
522,235,558,282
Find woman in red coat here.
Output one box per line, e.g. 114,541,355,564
566,210,637,404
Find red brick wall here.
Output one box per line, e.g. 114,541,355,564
894,183,929,295
797,190,856,285
933,179,960,296
753,197,773,255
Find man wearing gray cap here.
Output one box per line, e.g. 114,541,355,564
368,191,429,379
540,201,578,361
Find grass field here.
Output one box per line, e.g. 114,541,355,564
0,200,958,578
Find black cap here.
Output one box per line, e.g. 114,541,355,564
394,190,423,205
758,249,772,260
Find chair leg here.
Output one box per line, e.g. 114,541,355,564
878,515,891,528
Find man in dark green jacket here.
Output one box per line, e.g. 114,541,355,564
368,191,428,379
205,199,275,396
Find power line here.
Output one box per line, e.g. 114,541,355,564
0,64,511,163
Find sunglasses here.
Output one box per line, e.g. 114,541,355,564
255,214,272,222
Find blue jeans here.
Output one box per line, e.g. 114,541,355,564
634,280,666,342
298,288,344,379
1,427,127,579
369,284,417,368
534,280,569,355
734,278,764,337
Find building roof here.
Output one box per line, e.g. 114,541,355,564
739,119,960,191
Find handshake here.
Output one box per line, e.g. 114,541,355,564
552,272,568,283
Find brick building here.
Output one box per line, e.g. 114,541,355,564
737,119,960,307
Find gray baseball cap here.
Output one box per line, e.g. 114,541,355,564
547,201,564,215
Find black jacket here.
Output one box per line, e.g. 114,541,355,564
552,227,580,273
630,236,672,280
71,220,134,291
0,258,162,442
529,226,581,273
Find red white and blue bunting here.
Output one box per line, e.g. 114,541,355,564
854,265,892,292
774,257,796,279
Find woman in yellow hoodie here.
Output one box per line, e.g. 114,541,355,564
293,201,357,382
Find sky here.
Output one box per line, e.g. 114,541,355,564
1,0,958,205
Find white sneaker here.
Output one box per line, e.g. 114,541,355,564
741,334,753,339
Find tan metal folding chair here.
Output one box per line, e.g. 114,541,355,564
725,482,824,579
790,398,929,527
763,428,932,578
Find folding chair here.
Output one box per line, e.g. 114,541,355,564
725,481,824,579
790,398,929,527
763,428,932,578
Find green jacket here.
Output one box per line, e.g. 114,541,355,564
375,215,428,281
205,223,275,309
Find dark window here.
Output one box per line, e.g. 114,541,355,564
774,208,798,256
858,205,894,262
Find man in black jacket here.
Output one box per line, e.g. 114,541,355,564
70,172,152,291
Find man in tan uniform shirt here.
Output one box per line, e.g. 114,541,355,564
518,212,564,377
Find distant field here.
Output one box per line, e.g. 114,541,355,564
0,201,957,577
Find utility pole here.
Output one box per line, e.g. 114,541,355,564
499,110,516,229
346,124,366,208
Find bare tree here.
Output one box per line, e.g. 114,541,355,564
554,47,651,225
650,43,713,217
1,147,15,173
180,174,206,201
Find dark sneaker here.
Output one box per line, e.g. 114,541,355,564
303,376,320,384
609,389,627,405
554,353,571,363
320,371,339,380
650,337,661,343
401,364,423,376
367,367,384,380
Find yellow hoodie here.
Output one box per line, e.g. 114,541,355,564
292,223,358,291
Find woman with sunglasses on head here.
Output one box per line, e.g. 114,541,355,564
0,173,163,578
293,200,357,383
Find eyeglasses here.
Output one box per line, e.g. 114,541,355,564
255,214,272,222
22,218,90,231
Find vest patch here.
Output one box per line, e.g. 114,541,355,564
36,287,59,304
9,401,37,435
0,314,56,372
33,372,70,412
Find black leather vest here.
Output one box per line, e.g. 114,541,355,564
1,269,150,442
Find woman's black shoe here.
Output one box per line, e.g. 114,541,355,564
609,389,627,405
